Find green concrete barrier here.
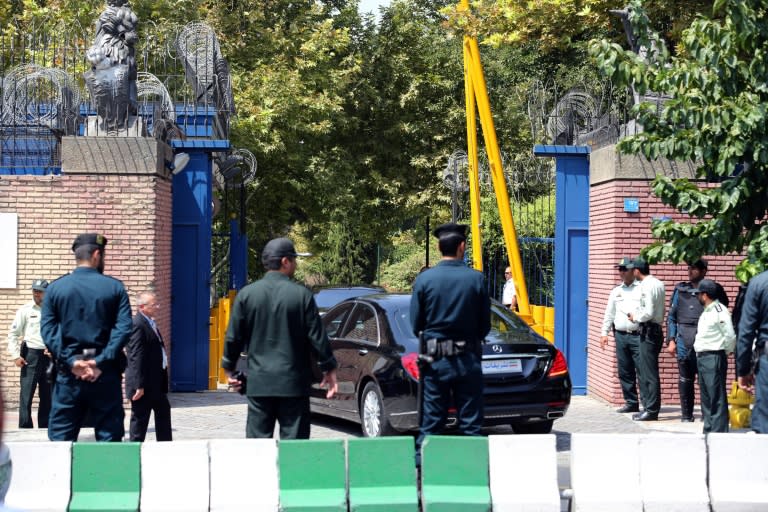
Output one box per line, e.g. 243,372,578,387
68,442,141,512
420,436,490,512
347,437,418,512
279,439,347,511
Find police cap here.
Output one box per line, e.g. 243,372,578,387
626,257,647,270
31,279,49,291
615,256,633,269
432,222,467,240
261,237,311,264
692,279,718,297
72,233,108,251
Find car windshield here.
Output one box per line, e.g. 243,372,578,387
392,300,533,350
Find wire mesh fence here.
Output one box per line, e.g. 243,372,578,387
0,15,234,174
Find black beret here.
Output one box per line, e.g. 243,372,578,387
688,259,708,271
72,233,108,251
433,222,468,240
261,238,311,264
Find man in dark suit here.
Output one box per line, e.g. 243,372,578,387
125,291,172,441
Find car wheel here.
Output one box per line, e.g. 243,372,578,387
360,382,395,437
511,419,554,434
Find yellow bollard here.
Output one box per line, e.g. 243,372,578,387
543,307,555,344
727,381,754,429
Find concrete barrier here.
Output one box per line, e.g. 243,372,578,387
140,440,210,512
488,434,560,512
639,433,709,512
2,433,767,511
708,433,768,512
421,436,490,512
209,439,278,511
5,441,71,512
571,433,643,511
347,437,418,511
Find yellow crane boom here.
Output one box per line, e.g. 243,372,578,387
459,0,532,324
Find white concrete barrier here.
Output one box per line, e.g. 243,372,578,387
140,440,210,512
209,439,279,512
708,433,768,512
5,441,72,512
488,434,560,512
639,433,709,512
570,433,642,512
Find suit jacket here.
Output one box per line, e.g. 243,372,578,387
125,313,168,399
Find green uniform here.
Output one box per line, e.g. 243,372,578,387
694,300,735,433
633,274,666,415
221,271,337,438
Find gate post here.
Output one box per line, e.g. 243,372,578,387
534,145,590,395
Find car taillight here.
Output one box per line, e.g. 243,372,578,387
401,352,420,380
548,349,568,377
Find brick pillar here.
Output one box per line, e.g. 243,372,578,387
588,144,742,406
0,137,172,409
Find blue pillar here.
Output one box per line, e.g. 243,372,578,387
534,145,590,395
171,139,229,391
229,218,248,290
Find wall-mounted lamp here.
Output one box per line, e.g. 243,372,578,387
170,152,190,175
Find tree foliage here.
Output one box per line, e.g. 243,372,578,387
444,0,714,52
590,0,768,282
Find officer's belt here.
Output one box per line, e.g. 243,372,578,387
697,349,725,357
615,329,639,335
427,338,468,358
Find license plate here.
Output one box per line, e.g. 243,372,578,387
482,358,522,374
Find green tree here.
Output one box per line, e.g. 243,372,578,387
590,0,768,282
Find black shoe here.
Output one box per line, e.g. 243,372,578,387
632,411,659,421
616,404,640,413
681,416,694,423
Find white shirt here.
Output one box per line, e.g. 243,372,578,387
601,280,642,335
633,274,666,325
7,301,45,359
694,300,736,353
502,278,517,306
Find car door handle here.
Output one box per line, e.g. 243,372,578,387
358,349,368,356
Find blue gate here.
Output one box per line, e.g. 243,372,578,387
534,145,590,395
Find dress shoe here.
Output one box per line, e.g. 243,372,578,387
681,416,695,423
616,404,640,413
632,411,658,421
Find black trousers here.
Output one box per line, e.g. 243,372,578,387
18,348,51,428
48,371,124,442
697,351,729,433
246,396,310,439
615,331,641,408
638,325,663,414
129,392,172,441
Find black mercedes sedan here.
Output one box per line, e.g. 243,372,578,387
309,293,571,437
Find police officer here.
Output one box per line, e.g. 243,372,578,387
627,257,665,421
411,223,491,460
692,279,735,433
600,257,643,413
221,237,338,439
666,260,728,422
40,233,132,441
736,270,768,433
7,279,51,428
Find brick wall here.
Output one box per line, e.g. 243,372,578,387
589,179,743,406
0,173,172,410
